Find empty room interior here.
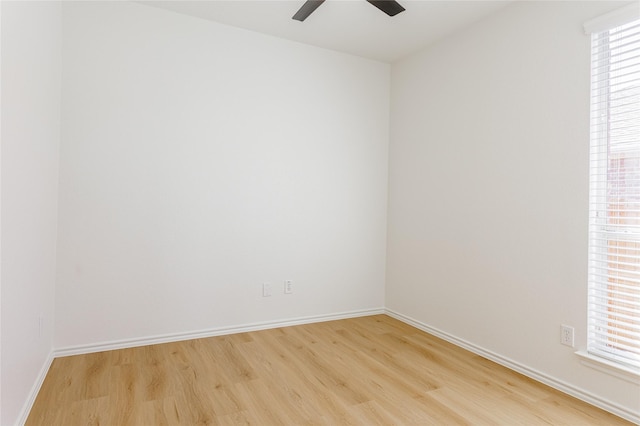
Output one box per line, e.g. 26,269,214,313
2,0,640,424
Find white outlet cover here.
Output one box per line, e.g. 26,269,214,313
561,324,574,347
263,282,272,297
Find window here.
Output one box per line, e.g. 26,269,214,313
587,7,640,371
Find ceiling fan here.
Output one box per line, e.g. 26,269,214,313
293,0,405,22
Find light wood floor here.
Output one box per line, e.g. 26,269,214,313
27,315,632,425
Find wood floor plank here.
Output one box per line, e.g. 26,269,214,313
25,315,633,425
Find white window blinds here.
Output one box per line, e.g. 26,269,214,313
588,11,640,370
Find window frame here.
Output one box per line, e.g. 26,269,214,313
585,5,640,375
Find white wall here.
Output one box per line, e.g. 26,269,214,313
55,1,389,349
387,0,640,417
1,2,61,424
6,0,636,422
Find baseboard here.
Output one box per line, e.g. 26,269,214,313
41,307,639,424
16,350,54,426
54,308,385,358
385,309,640,425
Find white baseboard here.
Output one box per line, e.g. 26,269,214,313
19,309,382,425
33,308,639,425
17,350,54,426
385,309,640,425
54,308,385,358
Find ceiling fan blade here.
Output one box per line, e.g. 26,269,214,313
292,0,326,21
366,0,405,17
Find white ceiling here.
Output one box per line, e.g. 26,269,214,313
140,0,512,62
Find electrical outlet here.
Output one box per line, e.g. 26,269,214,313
561,324,574,347
284,280,293,294
262,282,272,297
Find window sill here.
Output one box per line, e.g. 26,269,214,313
576,351,640,384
